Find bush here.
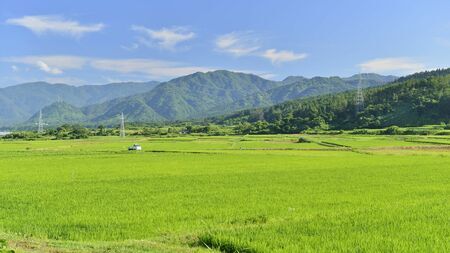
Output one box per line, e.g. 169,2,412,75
2,131,39,140
297,137,311,143
382,126,403,135
51,124,91,139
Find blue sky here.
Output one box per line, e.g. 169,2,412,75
1,0,449,87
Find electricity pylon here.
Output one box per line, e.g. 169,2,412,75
36,110,47,134
120,112,126,138
355,73,365,114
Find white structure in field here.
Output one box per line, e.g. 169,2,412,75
128,144,142,151
120,112,126,138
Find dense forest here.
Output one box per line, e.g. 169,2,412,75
211,69,450,133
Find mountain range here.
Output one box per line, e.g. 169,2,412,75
212,68,450,131
20,70,396,126
0,81,159,126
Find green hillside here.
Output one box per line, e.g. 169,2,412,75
0,81,159,126
209,73,397,115
24,70,395,126
27,101,86,125
87,70,282,122
214,69,450,132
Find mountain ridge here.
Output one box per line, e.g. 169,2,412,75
0,81,159,125
22,70,397,126
211,69,450,131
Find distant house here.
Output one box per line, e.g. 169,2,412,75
128,144,142,151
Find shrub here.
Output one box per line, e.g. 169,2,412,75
382,126,403,135
2,132,39,140
298,137,311,143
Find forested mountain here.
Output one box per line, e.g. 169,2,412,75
213,69,450,132
27,101,86,126
25,70,280,125
0,81,159,125
208,73,397,115
22,70,395,126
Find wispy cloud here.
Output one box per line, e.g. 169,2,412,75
44,77,86,85
261,49,307,64
2,55,273,81
131,25,195,50
215,32,260,57
11,65,19,72
5,15,104,38
3,55,87,75
90,58,214,78
36,61,62,74
359,57,425,74
215,31,307,64
2,55,213,79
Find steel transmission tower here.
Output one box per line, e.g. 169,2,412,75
355,73,365,114
120,112,126,138
36,110,46,134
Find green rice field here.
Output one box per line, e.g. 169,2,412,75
0,135,449,252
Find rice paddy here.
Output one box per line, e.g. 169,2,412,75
0,134,449,252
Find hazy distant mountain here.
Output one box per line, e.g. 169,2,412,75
0,81,159,125
21,70,397,126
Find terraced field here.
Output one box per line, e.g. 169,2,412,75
0,135,449,252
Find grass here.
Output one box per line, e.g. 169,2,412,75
0,135,449,252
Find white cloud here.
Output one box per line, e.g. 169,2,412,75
36,61,62,74
3,55,87,75
359,57,425,74
131,25,195,50
6,15,104,38
2,55,272,81
261,49,307,64
11,65,18,72
90,58,214,78
2,55,212,79
215,32,307,65
44,77,85,85
215,32,260,57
